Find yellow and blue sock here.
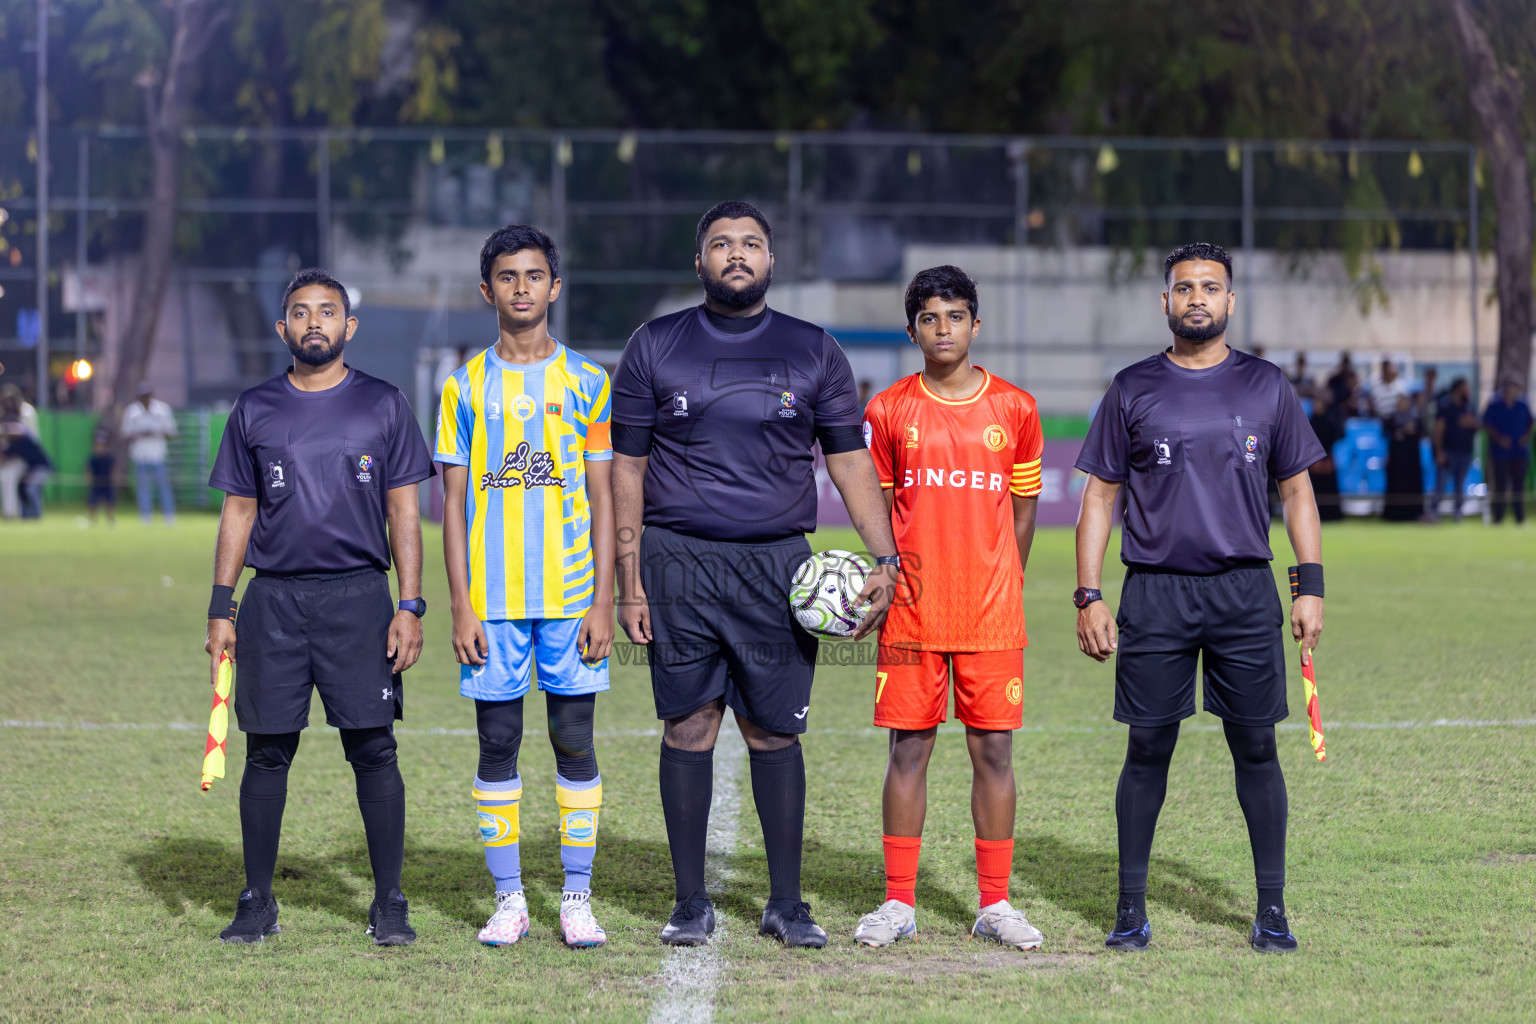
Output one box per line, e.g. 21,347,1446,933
473,774,522,892
555,774,601,893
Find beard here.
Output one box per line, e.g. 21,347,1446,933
1167,308,1227,342
285,330,346,366
701,263,772,310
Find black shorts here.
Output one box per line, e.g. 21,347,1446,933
233,568,402,734
88,485,114,507
1114,563,1287,727
641,526,818,734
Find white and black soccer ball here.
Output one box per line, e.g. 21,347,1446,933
789,550,873,639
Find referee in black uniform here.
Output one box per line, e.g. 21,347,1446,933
1074,243,1325,954
613,201,900,948
205,269,435,945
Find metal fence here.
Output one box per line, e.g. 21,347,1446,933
0,126,1486,406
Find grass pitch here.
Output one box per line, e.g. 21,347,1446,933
1,514,1534,1022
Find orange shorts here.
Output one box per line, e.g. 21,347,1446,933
873,647,1024,731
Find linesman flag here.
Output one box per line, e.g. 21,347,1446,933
1299,645,1326,762
201,653,233,790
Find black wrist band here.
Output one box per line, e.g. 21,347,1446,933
1288,564,1324,601
209,585,237,622
874,555,901,568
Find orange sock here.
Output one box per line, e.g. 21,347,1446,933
882,834,922,907
975,837,1014,908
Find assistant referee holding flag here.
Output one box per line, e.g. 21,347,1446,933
1074,243,1325,954
205,269,435,945
613,200,899,948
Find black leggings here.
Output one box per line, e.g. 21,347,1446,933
1115,720,1287,900
475,694,598,783
241,726,403,898
245,725,397,774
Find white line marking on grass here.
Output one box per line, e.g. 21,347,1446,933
647,715,745,1024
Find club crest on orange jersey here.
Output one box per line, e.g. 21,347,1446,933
904,424,919,448
983,425,1008,452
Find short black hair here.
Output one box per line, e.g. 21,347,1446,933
480,224,560,285
1164,242,1233,286
281,268,351,319
696,200,772,254
904,265,978,326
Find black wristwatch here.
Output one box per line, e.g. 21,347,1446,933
874,555,902,569
1072,587,1103,609
398,598,427,618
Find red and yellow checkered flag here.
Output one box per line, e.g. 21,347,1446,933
1299,645,1326,762
200,653,233,791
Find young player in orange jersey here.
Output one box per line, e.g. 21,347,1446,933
855,265,1045,950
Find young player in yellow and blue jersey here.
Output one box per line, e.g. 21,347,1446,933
436,225,616,949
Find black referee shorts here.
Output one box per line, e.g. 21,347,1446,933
233,568,402,734
1113,563,1288,728
641,526,818,735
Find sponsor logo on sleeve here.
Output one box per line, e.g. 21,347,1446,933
862,421,873,449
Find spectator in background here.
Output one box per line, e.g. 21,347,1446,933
1383,394,1425,522
1307,387,1343,522
857,379,874,412
0,424,53,519
88,437,117,525
1417,367,1441,520
1436,377,1478,523
1288,353,1313,400
121,383,177,524
1483,376,1533,526
0,383,39,438
0,386,36,518
1326,352,1355,407
1370,360,1409,420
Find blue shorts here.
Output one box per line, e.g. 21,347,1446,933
459,617,610,701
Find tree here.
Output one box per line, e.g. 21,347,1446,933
74,0,225,410
1447,0,1533,390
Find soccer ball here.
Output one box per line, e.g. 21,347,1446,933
789,550,873,638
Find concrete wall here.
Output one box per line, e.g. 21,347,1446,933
901,245,1503,415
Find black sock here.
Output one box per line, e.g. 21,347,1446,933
1118,891,1147,919
342,727,406,900
1223,721,1288,917
659,743,714,901
239,732,301,898
1115,724,1179,907
749,741,806,904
